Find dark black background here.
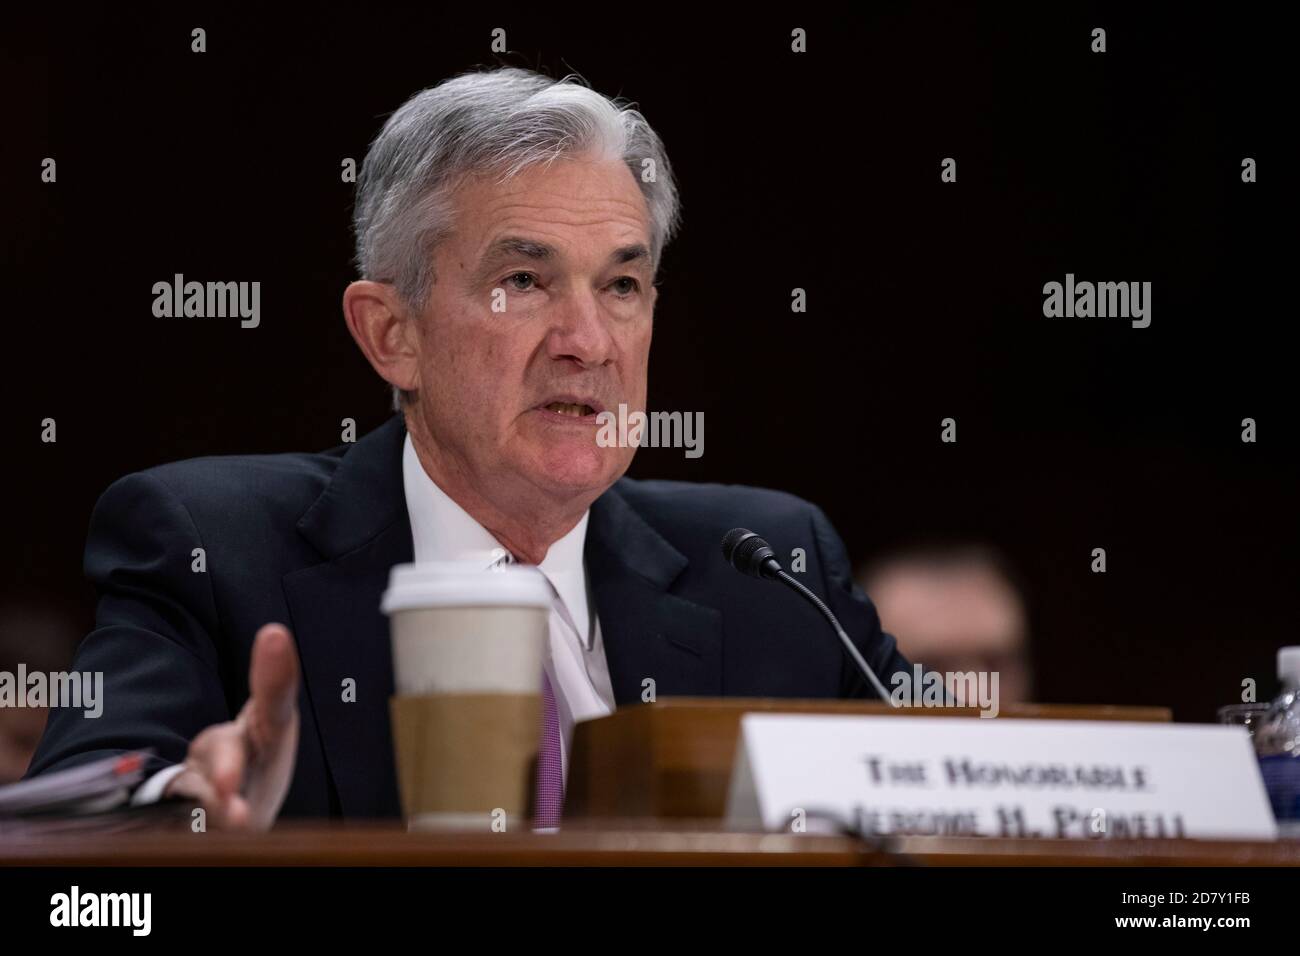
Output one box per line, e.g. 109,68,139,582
3,4,1294,721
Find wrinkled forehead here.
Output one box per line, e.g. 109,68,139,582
448,156,655,264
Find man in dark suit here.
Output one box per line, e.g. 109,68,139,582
27,66,908,827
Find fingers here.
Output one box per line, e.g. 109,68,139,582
170,719,251,827
165,622,302,832
241,622,301,829
165,718,273,830
246,623,301,752
189,720,250,800
224,792,252,829
165,763,248,830
167,768,252,829
163,766,218,809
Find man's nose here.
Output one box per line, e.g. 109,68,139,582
546,288,616,368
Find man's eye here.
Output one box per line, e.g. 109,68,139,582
609,276,640,296
506,272,536,291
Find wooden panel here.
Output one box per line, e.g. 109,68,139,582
565,698,1173,820
0,823,1293,867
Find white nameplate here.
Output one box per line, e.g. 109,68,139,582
725,715,1277,840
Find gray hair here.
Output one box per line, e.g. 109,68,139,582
352,67,682,410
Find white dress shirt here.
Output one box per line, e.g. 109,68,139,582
401,434,616,775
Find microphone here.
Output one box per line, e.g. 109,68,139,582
722,528,896,704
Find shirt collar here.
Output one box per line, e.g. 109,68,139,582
402,434,591,640
402,433,503,563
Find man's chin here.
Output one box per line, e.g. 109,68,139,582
527,446,629,499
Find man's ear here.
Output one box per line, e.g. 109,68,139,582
342,281,421,393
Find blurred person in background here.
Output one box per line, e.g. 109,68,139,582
858,543,1032,704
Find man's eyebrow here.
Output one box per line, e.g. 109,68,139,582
470,237,555,283
610,243,651,268
483,236,555,263
470,237,652,283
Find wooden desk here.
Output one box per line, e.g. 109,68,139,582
567,699,1174,819
1,822,1296,867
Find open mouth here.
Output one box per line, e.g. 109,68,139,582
538,400,600,419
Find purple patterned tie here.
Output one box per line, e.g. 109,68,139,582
534,670,564,828
490,549,563,827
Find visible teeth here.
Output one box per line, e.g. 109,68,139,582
545,402,591,417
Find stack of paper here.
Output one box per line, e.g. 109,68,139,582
0,749,175,832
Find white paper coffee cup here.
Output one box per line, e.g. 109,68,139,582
381,561,552,695
380,561,554,829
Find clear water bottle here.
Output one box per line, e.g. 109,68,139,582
1256,647,1300,837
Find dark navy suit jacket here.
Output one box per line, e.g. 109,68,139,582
27,415,909,818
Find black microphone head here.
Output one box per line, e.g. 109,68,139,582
722,528,781,578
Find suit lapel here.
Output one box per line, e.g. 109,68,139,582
281,423,724,815
282,415,410,818
587,484,723,706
